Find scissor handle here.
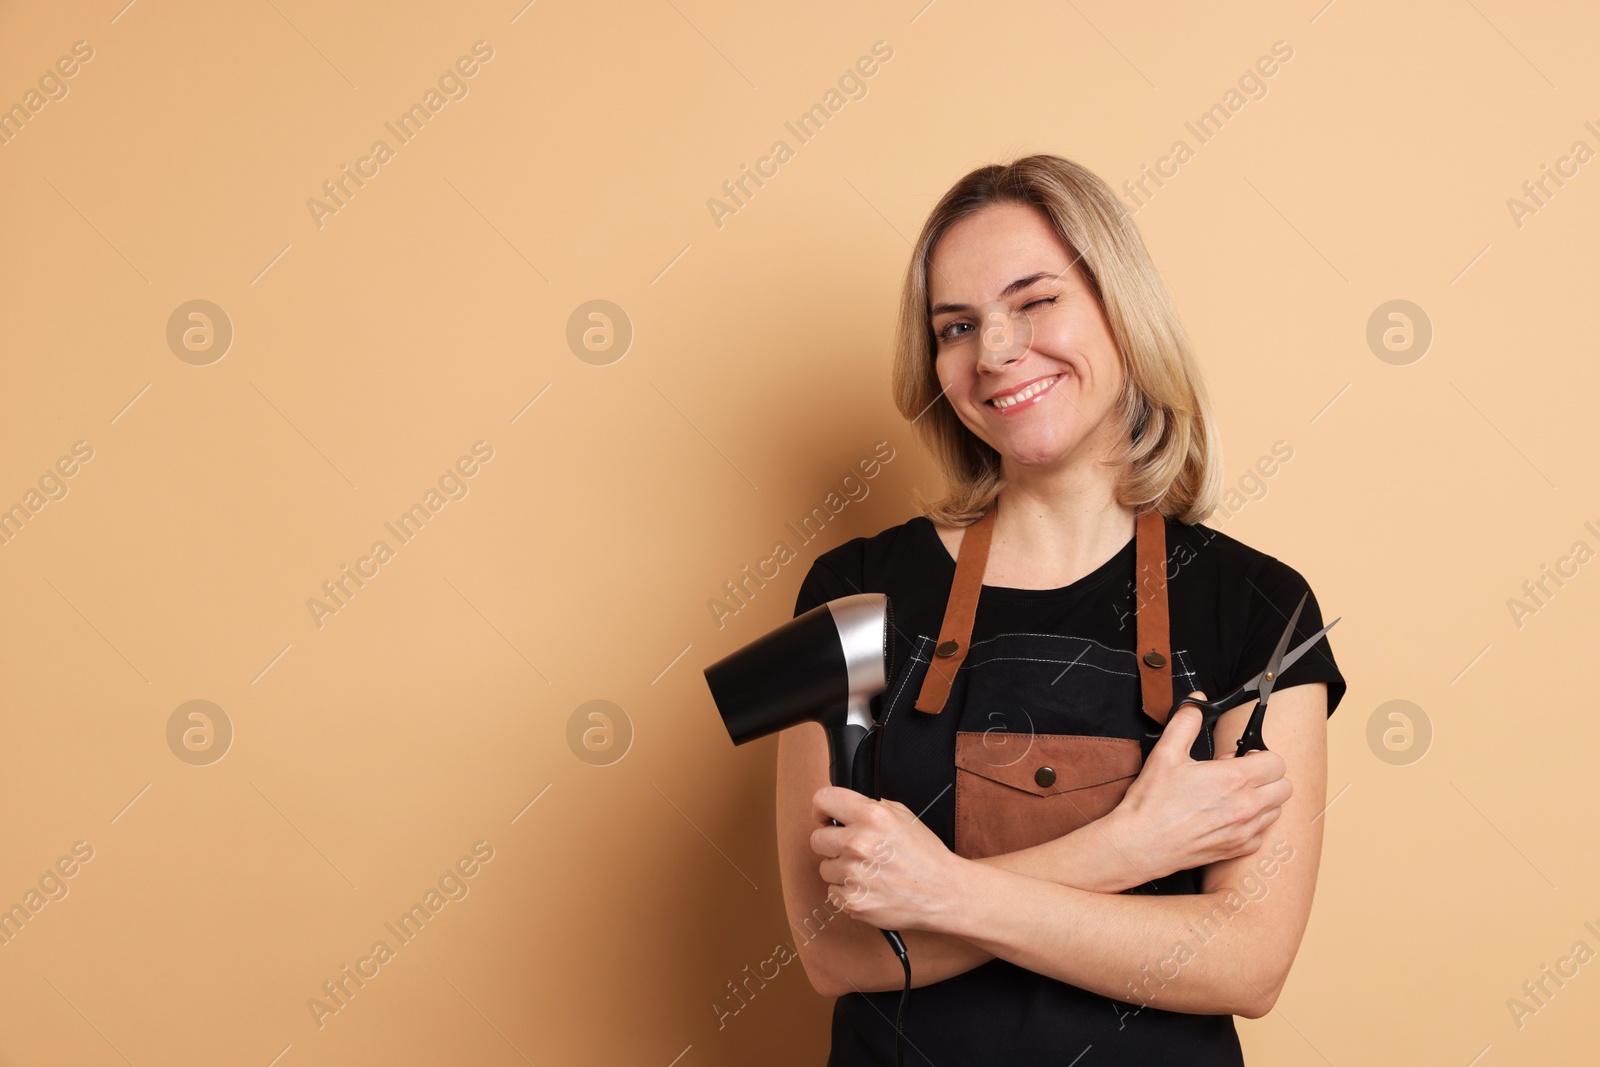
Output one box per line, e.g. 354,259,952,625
1142,691,1243,761
1145,688,1244,735
1234,699,1270,755
1143,695,1210,741
1173,685,1255,727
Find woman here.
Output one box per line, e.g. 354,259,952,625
775,154,1346,1065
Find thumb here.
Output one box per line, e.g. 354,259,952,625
1150,695,1206,761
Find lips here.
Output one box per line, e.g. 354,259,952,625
987,373,1063,411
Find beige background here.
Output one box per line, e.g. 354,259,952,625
1,0,1596,1063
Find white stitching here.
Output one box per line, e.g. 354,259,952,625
880,634,934,729
962,656,1138,678
880,636,1200,721
958,647,1196,681
963,631,1140,657
1171,647,1199,689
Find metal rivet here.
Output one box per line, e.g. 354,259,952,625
1034,766,1056,788
1142,650,1167,668
935,639,960,658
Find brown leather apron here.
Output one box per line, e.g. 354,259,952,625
905,503,1179,860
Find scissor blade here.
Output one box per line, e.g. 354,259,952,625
1232,617,1339,696
1256,595,1307,706
1228,617,1344,694
1280,616,1338,675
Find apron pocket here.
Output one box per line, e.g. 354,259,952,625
952,731,1142,860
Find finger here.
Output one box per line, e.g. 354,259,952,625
1150,702,1204,762
810,824,848,858
1255,777,1293,811
1237,750,1288,785
812,784,872,825
827,880,864,911
819,854,874,884
1240,803,1284,842
822,875,866,910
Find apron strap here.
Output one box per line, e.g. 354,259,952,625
912,506,995,714
913,502,1174,723
1135,505,1174,727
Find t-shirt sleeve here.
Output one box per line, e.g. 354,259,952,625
793,550,863,619
1229,557,1346,717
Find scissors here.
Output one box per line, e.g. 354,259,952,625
1143,591,1340,758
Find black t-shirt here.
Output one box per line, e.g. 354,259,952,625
792,512,1345,1066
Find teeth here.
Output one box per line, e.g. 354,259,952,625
990,375,1061,408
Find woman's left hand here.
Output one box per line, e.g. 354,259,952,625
810,785,966,933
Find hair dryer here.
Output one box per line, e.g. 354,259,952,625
703,593,912,1063
704,593,895,798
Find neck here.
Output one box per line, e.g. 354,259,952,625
992,449,1136,586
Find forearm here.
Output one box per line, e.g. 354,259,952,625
972,808,1152,894
794,885,997,994
934,858,1279,1016
809,814,1150,994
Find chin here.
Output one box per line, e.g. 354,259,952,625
1004,444,1074,468
1000,430,1092,469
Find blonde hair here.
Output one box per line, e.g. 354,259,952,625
890,154,1222,526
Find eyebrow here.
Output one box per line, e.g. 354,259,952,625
929,271,1057,316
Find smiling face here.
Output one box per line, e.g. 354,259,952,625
927,200,1131,476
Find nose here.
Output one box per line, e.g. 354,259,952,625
976,306,1034,369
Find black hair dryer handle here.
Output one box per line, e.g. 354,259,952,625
824,716,880,801
821,717,906,965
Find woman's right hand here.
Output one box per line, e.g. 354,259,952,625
1106,695,1293,878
